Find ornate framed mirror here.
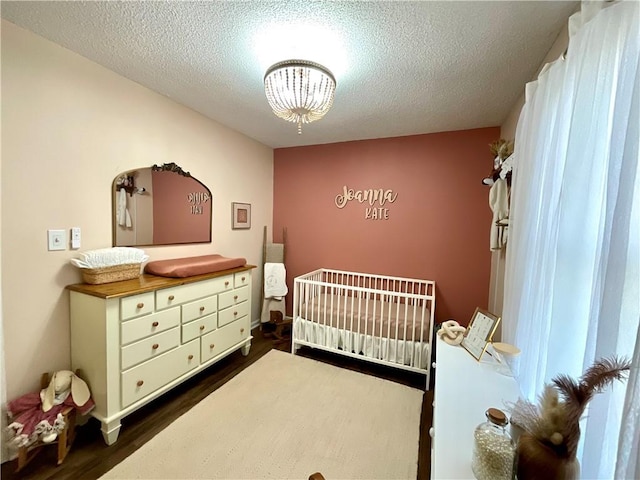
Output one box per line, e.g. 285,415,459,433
112,163,212,247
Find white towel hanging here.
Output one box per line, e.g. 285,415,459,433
264,263,288,299
116,188,133,228
489,178,509,250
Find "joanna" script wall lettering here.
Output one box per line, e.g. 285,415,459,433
335,185,398,220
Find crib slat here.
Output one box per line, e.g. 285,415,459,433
394,296,401,365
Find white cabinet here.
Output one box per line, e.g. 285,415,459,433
68,266,254,445
431,338,522,479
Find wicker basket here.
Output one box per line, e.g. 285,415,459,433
81,263,141,285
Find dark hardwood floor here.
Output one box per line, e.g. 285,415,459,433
3,328,433,480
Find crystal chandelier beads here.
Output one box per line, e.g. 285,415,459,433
264,60,336,134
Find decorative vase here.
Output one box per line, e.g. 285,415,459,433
516,433,580,480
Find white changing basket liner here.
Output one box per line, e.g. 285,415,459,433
70,247,149,269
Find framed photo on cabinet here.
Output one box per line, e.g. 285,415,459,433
232,202,251,229
461,308,501,361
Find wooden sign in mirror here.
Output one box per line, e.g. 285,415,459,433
112,163,212,247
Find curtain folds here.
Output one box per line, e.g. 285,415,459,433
502,1,639,478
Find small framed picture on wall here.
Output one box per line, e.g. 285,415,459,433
232,202,251,229
461,308,501,361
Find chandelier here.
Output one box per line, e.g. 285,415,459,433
264,60,336,134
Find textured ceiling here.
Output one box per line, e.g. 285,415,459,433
1,1,578,148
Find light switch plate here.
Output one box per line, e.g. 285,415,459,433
47,229,66,251
70,227,81,249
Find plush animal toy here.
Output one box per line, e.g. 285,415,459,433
437,320,467,346
41,370,91,413
6,370,94,448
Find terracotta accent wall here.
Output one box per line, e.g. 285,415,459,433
274,128,499,325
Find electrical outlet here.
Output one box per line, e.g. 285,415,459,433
71,227,81,249
47,229,66,251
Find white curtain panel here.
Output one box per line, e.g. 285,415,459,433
502,1,639,479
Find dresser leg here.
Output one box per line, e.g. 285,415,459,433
241,342,251,356
101,420,122,445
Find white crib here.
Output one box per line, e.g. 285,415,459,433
292,268,436,389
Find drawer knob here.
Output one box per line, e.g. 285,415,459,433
137,302,144,309
137,380,144,387
168,295,175,301
199,306,205,312
225,281,229,287
209,343,215,349
234,295,238,301
240,328,245,333
241,276,245,282
152,343,159,350
188,354,194,360
234,311,238,316
152,321,159,327
200,325,205,331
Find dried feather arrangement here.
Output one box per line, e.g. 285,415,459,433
509,356,631,460
483,139,515,186
489,139,514,160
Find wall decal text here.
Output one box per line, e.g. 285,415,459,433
188,191,211,215
335,186,398,220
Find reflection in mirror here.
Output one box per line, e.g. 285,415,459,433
113,163,212,247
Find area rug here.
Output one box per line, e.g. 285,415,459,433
100,349,423,479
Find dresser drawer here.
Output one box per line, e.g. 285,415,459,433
121,340,200,408
182,313,217,343
121,292,155,320
234,271,250,288
121,327,180,370
121,307,180,345
218,301,249,327
201,316,250,363
182,295,218,324
156,275,233,310
218,286,249,311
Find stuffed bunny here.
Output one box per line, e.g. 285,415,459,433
7,370,94,448
41,370,91,412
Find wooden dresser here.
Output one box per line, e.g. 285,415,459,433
67,265,255,445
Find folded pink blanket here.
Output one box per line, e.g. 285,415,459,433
145,254,246,278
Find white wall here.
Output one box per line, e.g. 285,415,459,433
1,20,273,401
0,93,6,462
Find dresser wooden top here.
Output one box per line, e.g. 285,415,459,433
66,264,256,299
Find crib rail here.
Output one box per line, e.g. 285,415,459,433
292,269,436,389
295,268,435,297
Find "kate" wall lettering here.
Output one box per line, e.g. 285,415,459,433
187,191,211,215
335,186,398,220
